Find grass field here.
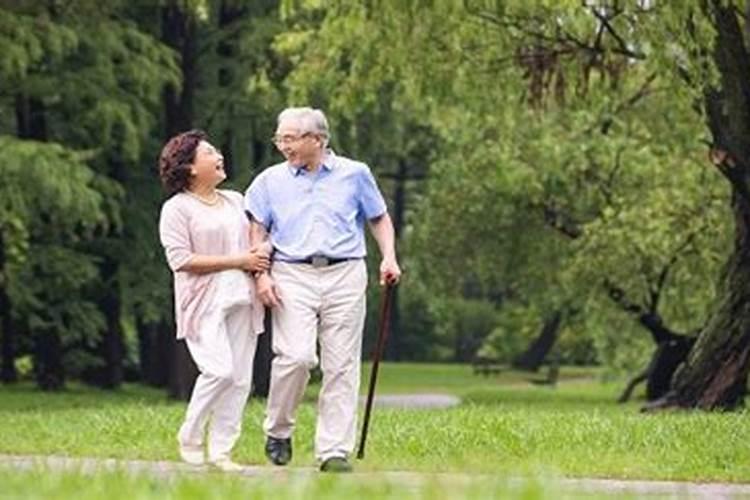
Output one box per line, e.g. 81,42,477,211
0,468,644,500
1,363,749,498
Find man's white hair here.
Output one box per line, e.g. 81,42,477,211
277,107,330,147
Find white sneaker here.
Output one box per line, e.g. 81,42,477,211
179,445,205,465
209,458,244,472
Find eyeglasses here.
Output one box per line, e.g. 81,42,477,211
272,132,311,146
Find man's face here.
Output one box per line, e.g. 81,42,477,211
274,119,321,167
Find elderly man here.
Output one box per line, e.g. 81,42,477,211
245,107,401,473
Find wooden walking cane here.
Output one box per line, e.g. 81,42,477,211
357,283,395,459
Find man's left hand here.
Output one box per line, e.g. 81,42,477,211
379,257,401,286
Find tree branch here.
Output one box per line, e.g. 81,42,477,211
540,202,583,239
604,279,686,343
649,231,699,313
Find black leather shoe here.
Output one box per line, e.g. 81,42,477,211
320,456,352,473
265,436,292,466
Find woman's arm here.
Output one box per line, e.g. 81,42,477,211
179,252,268,274
160,201,269,275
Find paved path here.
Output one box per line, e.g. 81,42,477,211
359,393,461,409
2,454,750,498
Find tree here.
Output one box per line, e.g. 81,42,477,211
0,1,178,389
149,0,291,398
397,1,750,408
275,2,438,359
303,1,736,391
659,1,750,409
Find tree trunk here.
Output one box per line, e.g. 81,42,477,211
0,295,16,383
384,159,407,361
513,310,563,371
618,368,648,403
660,2,750,410
93,256,124,388
619,333,695,404
161,1,199,400
136,316,170,387
252,310,273,398
646,336,695,401
168,337,198,400
0,230,17,383
162,1,197,136
15,94,47,140
216,0,246,181
34,329,64,391
665,194,750,409
16,93,61,389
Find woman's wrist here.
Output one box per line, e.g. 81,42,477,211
228,254,250,271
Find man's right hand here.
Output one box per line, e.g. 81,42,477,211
255,272,282,308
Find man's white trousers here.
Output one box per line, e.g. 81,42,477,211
263,259,367,462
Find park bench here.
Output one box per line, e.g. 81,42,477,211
528,361,560,386
472,357,503,377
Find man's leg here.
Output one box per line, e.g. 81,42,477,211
316,260,367,464
263,262,320,463
207,305,258,464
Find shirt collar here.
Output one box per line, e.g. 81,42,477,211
287,149,337,176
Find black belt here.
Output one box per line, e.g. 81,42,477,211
281,256,360,268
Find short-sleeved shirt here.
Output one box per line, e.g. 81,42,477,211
244,150,387,262
159,189,264,340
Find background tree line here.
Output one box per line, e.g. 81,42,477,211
2,0,749,410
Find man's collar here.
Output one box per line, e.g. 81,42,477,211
287,149,337,176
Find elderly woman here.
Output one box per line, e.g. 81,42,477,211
158,129,269,471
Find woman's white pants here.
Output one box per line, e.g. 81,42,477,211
178,303,257,462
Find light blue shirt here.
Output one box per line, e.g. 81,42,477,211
245,151,387,262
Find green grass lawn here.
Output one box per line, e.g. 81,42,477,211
1,362,749,497
0,468,643,500
351,362,598,396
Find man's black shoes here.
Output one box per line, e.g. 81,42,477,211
265,436,292,466
320,456,353,473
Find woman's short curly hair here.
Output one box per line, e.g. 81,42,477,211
158,129,207,195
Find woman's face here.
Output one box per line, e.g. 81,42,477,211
190,140,225,188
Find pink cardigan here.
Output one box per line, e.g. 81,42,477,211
159,189,264,340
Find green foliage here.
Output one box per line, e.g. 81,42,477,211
429,297,501,362
0,136,104,267
0,7,78,84
195,0,290,181
1,0,743,387
479,304,543,363
9,245,106,375
293,1,733,371
0,1,179,387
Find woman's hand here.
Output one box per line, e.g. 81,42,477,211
244,249,270,273
238,250,271,273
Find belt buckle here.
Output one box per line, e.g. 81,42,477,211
311,256,328,268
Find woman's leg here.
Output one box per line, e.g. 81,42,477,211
178,308,234,462
207,305,258,463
